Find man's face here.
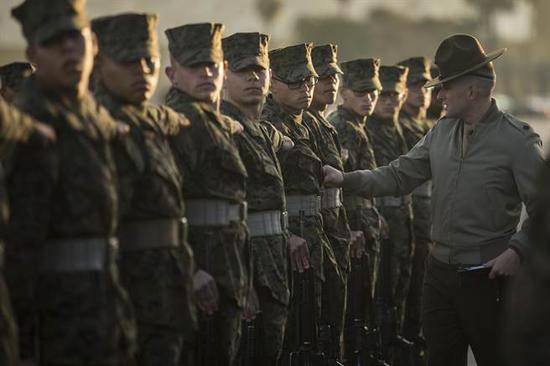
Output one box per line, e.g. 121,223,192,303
166,60,225,103
98,55,159,105
313,73,339,106
437,78,469,119
373,90,406,120
224,65,269,106
271,75,317,111
341,87,379,117
27,28,96,93
404,80,431,111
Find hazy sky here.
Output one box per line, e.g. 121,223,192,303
0,0,477,48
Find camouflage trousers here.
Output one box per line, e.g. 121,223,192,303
35,268,137,365
248,234,289,365
403,196,432,341
0,272,18,366
282,214,338,362
320,206,349,360
189,223,248,365
378,203,414,330
117,246,197,366
248,287,288,365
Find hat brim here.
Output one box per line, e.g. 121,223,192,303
178,48,224,67
425,48,506,88
228,55,269,71
380,81,407,94
35,16,88,45
315,63,343,78
346,79,382,92
274,63,318,83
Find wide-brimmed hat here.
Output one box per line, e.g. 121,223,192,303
425,34,506,88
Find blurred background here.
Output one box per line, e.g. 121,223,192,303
2,0,550,148
2,0,550,120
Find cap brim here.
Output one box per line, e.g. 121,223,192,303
178,48,224,67
425,48,506,88
347,79,382,92
380,82,407,93
316,63,343,78
228,55,269,71
35,16,88,45
278,63,318,83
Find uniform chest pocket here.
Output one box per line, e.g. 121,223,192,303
142,131,180,185
215,143,247,178
296,145,322,172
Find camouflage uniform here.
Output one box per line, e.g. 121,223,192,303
0,62,34,103
327,58,385,360
165,23,248,366
397,57,434,343
304,44,349,360
92,14,196,366
0,98,43,366
5,2,137,364
262,44,339,360
366,65,414,330
221,32,289,366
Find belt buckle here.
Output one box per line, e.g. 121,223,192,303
281,210,289,231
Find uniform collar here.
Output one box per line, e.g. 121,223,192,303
337,105,366,126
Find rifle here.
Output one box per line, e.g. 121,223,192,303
290,210,324,366
238,317,257,366
345,211,389,366
374,235,415,366
197,313,216,366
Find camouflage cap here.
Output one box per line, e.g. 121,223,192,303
379,65,408,93
222,32,270,71
92,13,159,63
165,23,224,67
0,62,35,90
397,56,432,85
340,58,382,92
269,43,318,83
311,44,343,78
11,0,89,45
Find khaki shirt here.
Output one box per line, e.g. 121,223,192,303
343,100,543,263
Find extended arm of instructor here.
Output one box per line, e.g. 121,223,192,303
324,128,434,196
